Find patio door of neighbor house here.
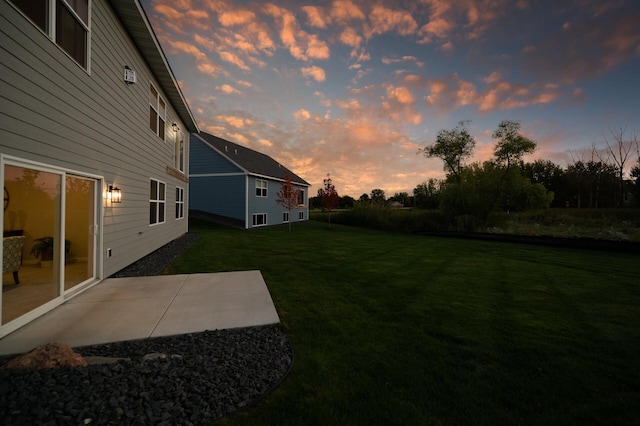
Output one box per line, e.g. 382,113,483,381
1,162,99,334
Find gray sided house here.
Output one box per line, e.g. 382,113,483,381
0,0,198,337
190,133,310,229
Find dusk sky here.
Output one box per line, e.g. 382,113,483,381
141,0,640,198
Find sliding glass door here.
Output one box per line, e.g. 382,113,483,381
64,175,97,292
2,163,99,327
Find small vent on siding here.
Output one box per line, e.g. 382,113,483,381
225,146,228,152
235,149,238,155
123,66,136,84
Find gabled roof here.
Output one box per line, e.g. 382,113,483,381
195,132,310,186
109,0,198,133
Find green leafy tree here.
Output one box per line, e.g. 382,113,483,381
413,179,441,209
370,189,386,206
522,160,567,208
439,161,552,226
390,192,410,206
339,195,355,209
492,120,537,170
488,120,537,211
420,120,476,182
565,159,587,208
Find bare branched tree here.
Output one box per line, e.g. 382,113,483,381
603,124,635,207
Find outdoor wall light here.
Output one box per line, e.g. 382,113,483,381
107,185,122,204
172,123,180,132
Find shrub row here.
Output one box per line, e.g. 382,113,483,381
311,208,448,233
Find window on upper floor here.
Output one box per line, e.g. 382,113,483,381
10,0,89,69
149,85,166,141
174,131,185,172
298,189,305,205
150,178,166,225
256,179,267,197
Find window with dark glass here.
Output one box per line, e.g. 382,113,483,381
149,85,166,140
10,0,89,69
11,0,48,32
175,187,184,219
252,213,267,227
150,179,166,225
175,132,185,172
256,179,267,197
56,0,87,67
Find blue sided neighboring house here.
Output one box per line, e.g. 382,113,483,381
190,132,311,229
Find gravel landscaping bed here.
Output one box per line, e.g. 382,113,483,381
0,233,294,425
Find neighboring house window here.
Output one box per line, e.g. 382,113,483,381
10,0,89,69
175,187,184,220
283,212,289,223
299,211,304,220
298,189,305,205
150,179,166,225
256,179,267,197
252,213,267,227
149,85,165,140
175,131,185,172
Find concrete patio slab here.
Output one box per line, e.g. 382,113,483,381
0,270,280,356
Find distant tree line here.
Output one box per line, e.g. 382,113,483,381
310,121,640,225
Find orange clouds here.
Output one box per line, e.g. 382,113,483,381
301,66,327,82
409,73,563,113
144,0,639,198
218,9,255,26
265,3,330,62
367,4,418,38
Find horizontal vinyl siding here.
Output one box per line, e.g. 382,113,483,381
189,136,242,175
247,177,308,228
0,0,189,276
190,176,246,221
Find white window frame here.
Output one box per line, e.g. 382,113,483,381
150,178,166,225
174,131,185,172
175,186,184,220
149,84,166,141
283,212,289,223
299,211,304,220
252,213,267,227
256,179,267,197
9,0,91,70
298,189,305,206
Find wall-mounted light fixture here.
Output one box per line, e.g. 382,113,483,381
107,185,122,204
171,123,180,132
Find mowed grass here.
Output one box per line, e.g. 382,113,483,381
168,220,640,425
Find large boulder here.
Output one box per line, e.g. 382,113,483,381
1,342,87,370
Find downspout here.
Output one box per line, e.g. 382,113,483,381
245,174,249,229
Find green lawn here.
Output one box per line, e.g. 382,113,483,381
168,220,640,425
